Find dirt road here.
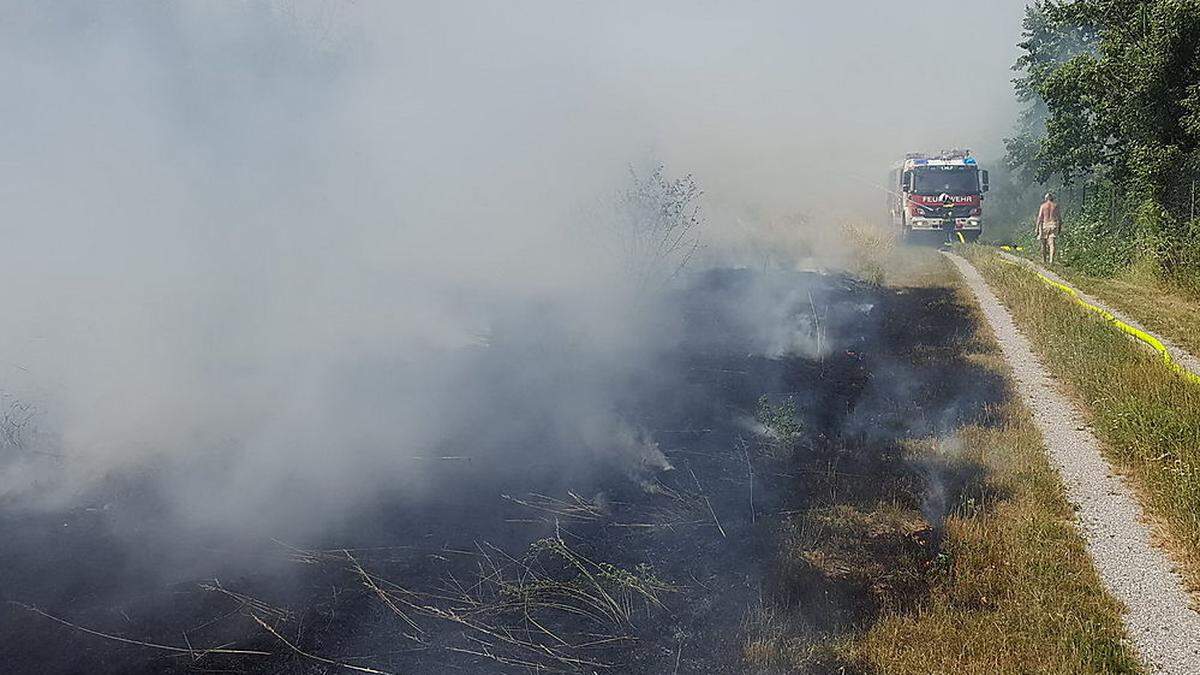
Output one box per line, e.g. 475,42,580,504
946,251,1200,674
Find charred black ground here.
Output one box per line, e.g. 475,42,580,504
0,259,1007,673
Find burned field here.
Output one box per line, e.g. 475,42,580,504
0,257,1007,673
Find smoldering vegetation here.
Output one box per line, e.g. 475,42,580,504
1,253,1010,673
0,2,1028,673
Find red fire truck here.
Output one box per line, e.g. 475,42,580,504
889,150,989,242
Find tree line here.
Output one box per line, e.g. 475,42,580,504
1005,0,1200,288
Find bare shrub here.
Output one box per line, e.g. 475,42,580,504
0,394,38,453
613,164,704,291
841,223,896,286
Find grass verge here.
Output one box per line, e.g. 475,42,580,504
999,242,1200,356
1053,265,1200,358
845,253,1137,674
966,246,1200,592
846,402,1138,673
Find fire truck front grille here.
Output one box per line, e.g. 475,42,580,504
919,205,973,219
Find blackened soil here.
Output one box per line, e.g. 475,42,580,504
0,264,1007,674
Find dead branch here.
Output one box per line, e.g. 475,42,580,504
345,551,424,635
10,602,270,657
200,580,291,622
502,492,606,522
251,615,394,674
686,463,726,538
739,436,756,524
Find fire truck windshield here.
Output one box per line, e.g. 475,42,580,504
912,165,978,195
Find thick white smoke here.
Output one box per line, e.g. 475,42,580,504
0,1,1025,533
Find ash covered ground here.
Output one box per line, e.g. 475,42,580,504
0,260,1006,674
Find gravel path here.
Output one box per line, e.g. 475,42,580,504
945,251,1200,674
997,250,1200,379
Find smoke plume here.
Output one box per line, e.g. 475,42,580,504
0,1,1027,537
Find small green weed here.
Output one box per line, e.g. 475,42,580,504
755,394,803,451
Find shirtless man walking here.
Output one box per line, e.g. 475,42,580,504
1036,193,1061,265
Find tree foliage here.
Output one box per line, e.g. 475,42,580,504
1005,1,1097,186
1008,0,1200,281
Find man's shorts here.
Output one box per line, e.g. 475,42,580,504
1041,221,1060,240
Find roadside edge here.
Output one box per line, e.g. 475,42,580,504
943,251,1200,674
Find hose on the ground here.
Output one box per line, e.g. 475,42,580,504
996,256,1200,386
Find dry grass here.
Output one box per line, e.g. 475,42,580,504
841,223,898,286
836,252,1138,673
741,603,851,672
968,247,1200,594
337,534,675,672
791,503,934,607
848,409,1139,673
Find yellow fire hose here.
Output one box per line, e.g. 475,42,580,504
997,256,1200,386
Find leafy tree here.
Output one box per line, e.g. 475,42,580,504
1007,0,1200,283
1006,1,1096,187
